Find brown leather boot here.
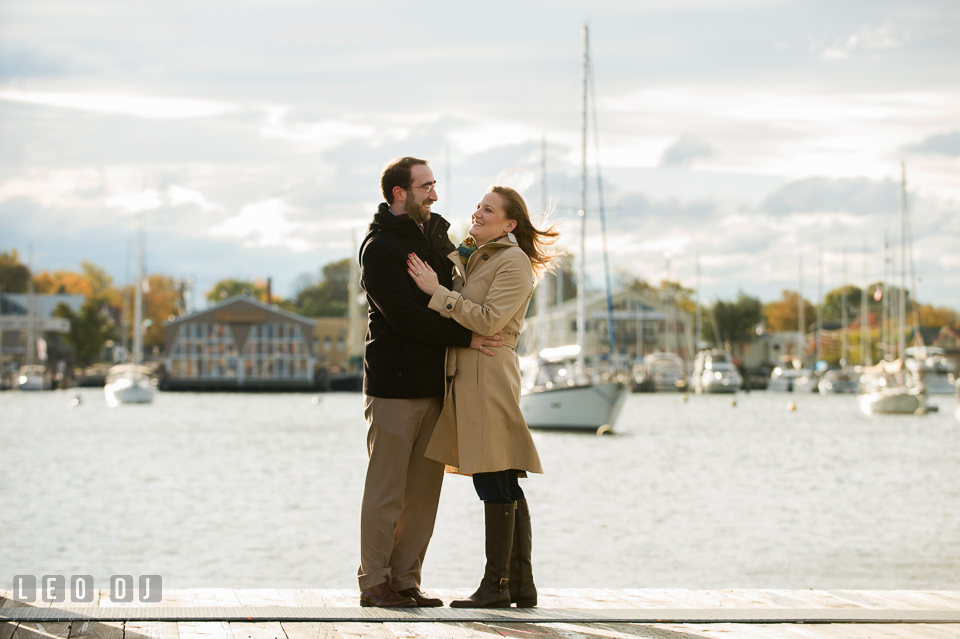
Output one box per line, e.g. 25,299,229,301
450,502,515,608
509,498,537,607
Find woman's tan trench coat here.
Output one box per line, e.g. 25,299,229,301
423,233,543,476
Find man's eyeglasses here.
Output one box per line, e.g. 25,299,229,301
407,182,437,193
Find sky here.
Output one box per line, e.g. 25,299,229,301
1,0,958,310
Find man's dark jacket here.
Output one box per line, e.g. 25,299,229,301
360,203,472,399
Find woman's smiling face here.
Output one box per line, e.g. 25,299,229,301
469,191,516,245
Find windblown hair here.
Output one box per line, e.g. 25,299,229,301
381,156,428,204
489,185,560,280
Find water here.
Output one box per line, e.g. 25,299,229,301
2,388,959,590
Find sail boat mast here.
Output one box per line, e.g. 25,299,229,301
576,24,589,373
898,162,907,360
134,213,144,367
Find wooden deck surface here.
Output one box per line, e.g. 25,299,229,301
4,588,960,638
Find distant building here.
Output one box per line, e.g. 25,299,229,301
519,288,693,362
162,296,318,390
0,293,80,380
313,316,367,371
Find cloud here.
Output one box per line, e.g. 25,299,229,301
0,90,240,120
760,177,899,216
0,40,113,79
904,130,960,157
208,198,318,253
658,135,715,167
812,21,905,61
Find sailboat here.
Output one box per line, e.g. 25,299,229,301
105,212,156,406
518,25,629,432
858,163,927,416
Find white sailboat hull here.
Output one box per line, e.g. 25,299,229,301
858,388,926,416
520,382,628,431
105,377,155,406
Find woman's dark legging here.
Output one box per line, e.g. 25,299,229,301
472,469,525,504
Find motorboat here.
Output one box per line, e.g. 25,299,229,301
818,369,860,394
17,364,47,391
906,346,956,395
793,369,819,393
767,366,799,392
104,364,156,406
632,352,687,392
691,349,741,394
520,345,628,431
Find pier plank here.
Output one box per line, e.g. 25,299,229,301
66,620,124,639
225,622,286,639
126,622,181,639
233,593,285,609
177,621,234,639
9,622,71,639
189,592,241,608
330,623,396,639
279,622,343,639
0,624,17,639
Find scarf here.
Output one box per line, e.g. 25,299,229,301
457,234,508,265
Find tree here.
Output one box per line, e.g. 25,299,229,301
0,249,30,292
53,301,113,367
822,285,863,323
918,305,959,330
764,289,816,332
144,275,184,350
294,259,351,317
205,278,269,304
709,292,763,347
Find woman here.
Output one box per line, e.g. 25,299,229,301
407,184,558,609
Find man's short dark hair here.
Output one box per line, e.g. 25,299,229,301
381,157,428,204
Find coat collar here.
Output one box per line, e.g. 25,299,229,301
445,232,520,279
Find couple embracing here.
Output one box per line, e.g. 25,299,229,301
357,156,559,609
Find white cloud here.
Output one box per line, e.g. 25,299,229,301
0,90,240,119
814,21,906,61
208,198,317,253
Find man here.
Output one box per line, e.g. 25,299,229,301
357,156,501,608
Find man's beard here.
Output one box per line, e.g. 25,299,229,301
404,195,431,225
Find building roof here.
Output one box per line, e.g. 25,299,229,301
0,293,86,317
163,295,318,327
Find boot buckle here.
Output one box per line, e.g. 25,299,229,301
498,577,509,591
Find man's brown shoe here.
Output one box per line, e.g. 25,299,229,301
397,587,443,607
359,582,416,608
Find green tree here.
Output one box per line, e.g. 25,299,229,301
708,292,763,347
206,279,268,304
821,285,863,322
0,249,30,293
294,259,351,317
53,300,114,367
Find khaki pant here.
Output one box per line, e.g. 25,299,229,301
358,395,444,591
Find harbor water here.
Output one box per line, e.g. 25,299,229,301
2,388,959,590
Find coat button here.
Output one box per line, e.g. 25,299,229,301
445,304,453,310
482,254,489,260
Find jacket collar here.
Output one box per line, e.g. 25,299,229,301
368,202,449,240
445,232,520,279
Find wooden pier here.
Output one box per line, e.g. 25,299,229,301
5,588,960,638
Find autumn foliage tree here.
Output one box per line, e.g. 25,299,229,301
764,289,816,332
